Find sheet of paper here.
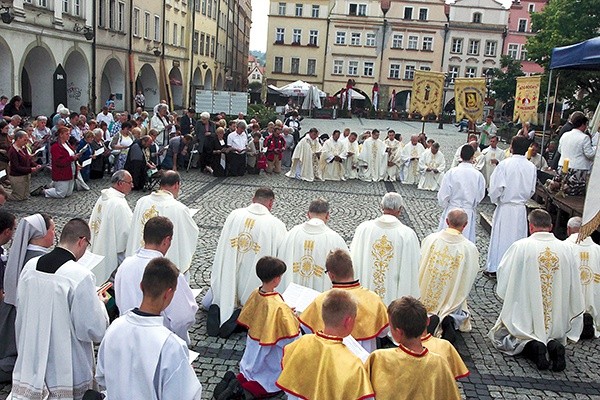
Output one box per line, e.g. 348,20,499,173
79,251,105,271
94,148,105,157
34,147,45,155
281,283,321,313
0,170,5,178
189,208,199,217
343,335,370,363
80,158,92,168
191,288,202,298
188,349,199,364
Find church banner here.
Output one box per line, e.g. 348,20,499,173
513,76,541,124
454,78,486,122
409,71,445,117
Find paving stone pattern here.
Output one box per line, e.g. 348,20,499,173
1,118,599,399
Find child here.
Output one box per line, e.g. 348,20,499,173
421,332,469,380
366,296,460,400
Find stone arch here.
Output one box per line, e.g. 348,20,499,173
204,69,213,90
64,49,90,110
135,64,159,109
21,45,55,116
100,58,126,111
0,36,13,98
168,66,184,110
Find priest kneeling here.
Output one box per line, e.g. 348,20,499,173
488,209,584,372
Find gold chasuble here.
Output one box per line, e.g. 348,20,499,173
276,332,375,400
237,289,300,345
421,334,469,380
299,282,389,341
365,345,460,400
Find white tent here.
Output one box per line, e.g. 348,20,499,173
277,80,326,97
302,85,322,110
335,90,365,100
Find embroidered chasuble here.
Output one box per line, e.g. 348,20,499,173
343,140,360,180
418,149,446,191
319,138,347,181
422,334,469,379
383,138,403,182
475,146,505,188
401,143,426,184
357,138,387,182
285,134,322,182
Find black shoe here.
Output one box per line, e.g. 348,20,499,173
547,340,566,372
219,309,241,339
213,371,236,400
427,314,440,335
440,316,457,344
580,313,595,340
528,341,550,370
216,376,244,400
482,271,497,279
207,304,220,337
30,185,45,197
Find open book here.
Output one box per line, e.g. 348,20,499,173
281,282,321,313
343,335,370,363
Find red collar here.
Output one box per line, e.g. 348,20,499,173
397,343,428,358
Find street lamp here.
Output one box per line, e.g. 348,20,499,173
377,0,391,86
485,68,494,114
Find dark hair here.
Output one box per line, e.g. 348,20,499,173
571,113,589,129
59,218,90,245
0,211,15,233
388,296,427,338
256,256,287,283
160,170,180,187
143,216,173,245
40,213,53,230
187,108,195,113
308,198,329,214
69,112,79,119
460,144,475,162
121,121,133,130
528,209,552,228
511,135,530,155
141,257,179,299
254,187,275,201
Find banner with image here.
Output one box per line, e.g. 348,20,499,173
513,75,541,124
409,71,445,117
454,78,486,122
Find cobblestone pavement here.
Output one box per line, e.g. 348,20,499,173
2,118,599,399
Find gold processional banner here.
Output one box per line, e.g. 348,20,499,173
513,75,541,124
454,78,486,122
409,71,445,117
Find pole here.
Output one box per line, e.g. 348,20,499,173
421,119,425,134
541,69,553,152
549,74,560,134
438,79,447,130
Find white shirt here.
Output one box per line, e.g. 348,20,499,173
558,128,595,170
227,131,248,152
96,112,114,126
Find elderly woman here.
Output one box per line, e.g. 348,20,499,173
8,130,42,200
33,127,81,198
0,120,11,173
194,111,215,169
207,127,231,177
77,131,94,182
110,121,134,171
90,128,109,179
150,104,171,146
246,132,264,175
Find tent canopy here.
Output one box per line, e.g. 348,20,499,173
550,36,600,70
276,80,326,97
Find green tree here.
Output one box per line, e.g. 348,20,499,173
490,56,525,102
526,0,600,110
248,81,262,93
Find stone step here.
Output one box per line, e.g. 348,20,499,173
480,211,493,234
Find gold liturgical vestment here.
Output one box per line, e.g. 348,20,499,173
237,289,300,345
365,345,460,400
422,333,469,379
276,332,374,400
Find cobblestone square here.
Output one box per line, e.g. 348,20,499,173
1,118,599,400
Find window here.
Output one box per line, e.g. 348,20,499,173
348,61,359,76
199,33,205,55
37,0,47,6
451,38,463,53
276,28,285,43
311,5,319,18
333,60,344,75
485,40,497,57
210,36,215,57
154,15,160,41
363,62,374,77
422,37,433,51
518,19,527,32
62,0,68,13
392,34,403,49
358,4,366,15
467,39,480,55
291,57,300,74
213,0,217,19
201,0,206,14
448,66,459,82
133,8,140,36
528,3,535,12
420,65,431,71
351,32,361,46
418,8,428,21
173,23,178,46
389,64,401,79
335,31,346,45
408,35,418,50
520,46,528,60
73,0,80,15
508,43,519,58
404,65,416,80
349,3,366,16
295,3,302,16
472,12,482,23
278,2,286,15
108,0,115,30
181,27,185,46
194,0,200,12
99,0,105,26
309,30,318,46
292,29,301,44
274,56,283,73
204,35,210,56
144,12,150,39
403,7,413,20
192,31,199,53
366,33,376,47
165,21,170,43
117,1,124,31
465,67,477,78
207,0,212,18
307,59,316,75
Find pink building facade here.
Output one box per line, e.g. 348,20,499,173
503,0,547,75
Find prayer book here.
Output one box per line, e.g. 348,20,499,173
281,283,320,313
0,169,5,178
343,335,370,363
94,148,105,157
80,158,92,168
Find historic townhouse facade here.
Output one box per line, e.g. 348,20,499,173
503,0,546,75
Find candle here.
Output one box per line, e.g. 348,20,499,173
527,147,532,159
562,158,569,174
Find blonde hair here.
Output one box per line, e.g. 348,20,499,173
321,289,357,328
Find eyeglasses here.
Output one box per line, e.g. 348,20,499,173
79,236,92,248
119,180,134,185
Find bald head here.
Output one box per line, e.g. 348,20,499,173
446,209,468,232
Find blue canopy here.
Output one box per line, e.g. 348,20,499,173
550,36,600,70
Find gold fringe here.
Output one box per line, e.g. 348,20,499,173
577,212,600,243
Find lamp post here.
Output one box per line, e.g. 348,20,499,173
378,0,391,109
485,68,494,117
437,74,453,129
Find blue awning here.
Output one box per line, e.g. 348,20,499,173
550,36,600,70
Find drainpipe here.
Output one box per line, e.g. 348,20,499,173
188,2,196,108
91,0,97,112
128,0,134,110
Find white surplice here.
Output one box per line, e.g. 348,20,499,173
485,155,537,273
96,311,202,400
358,138,387,182
12,256,109,400
451,145,481,168
343,140,360,180
565,234,600,338
319,137,347,181
350,215,421,305
279,218,348,292
488,232,584,355
401,143,426,184
418,149,446,191
126,190,199,274
285,134,322,182
114,248,198,344
210,203,287,326
384,138,403,182
419,228,479,335
437,163,485,243
475,145,505,188
89,187,133,283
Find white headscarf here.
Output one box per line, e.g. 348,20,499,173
3,214,48,306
